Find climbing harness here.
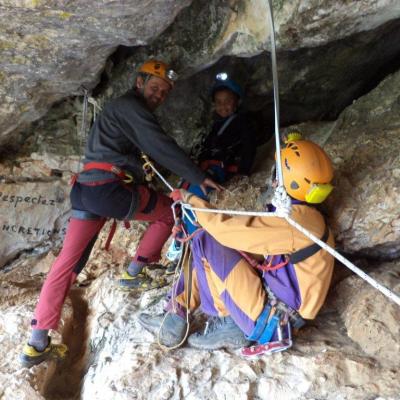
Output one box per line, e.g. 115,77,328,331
75,162,134,184
141,153,173,190
141,153,156,182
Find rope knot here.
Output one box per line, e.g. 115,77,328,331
271,185,292,217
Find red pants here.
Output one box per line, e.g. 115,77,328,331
32,185,173,330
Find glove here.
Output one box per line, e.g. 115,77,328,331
169,188,191,202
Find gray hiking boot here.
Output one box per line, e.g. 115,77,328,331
138,312,187,347
188,316,251,350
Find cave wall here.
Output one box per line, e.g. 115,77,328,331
1,1,400,399
1,0,400,154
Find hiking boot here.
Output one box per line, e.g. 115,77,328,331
188,316,251,350
138,312,187,347
118,271,165,291
20,337,68,368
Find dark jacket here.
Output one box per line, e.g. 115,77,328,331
198,112,256,175
78,89,205,185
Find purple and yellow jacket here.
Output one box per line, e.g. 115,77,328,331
187,195,335,320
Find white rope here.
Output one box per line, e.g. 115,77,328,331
266,0,284,189
183,203,280,218
150,164,174,191
285,216,400,306
271,185,292,217
157,242,191,351
180,202,400,307
144,160,198,225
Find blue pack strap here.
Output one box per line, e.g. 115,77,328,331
246,304,272,341
71,209,102,221
258,314,280,344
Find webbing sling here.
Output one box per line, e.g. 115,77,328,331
289,225,329,264
216,113,237,137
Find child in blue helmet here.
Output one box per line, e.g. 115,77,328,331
197,73,257,179
180,74,257,225
181,73,257,200
166,74,257,271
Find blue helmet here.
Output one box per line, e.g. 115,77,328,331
211,72,243,100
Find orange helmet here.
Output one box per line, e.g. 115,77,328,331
138,59,178,87
280,139,334,203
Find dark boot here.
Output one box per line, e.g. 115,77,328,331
188,316,250,350
138,312,187,347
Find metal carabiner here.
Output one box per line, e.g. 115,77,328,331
123,172,134,184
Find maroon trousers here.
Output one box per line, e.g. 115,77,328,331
32,185,173,330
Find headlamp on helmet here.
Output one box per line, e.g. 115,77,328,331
138,59,178,86
211,72,243,99
216,72,229,81
166,69,179,82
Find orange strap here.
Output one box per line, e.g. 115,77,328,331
257,256,289,272
83,162,128,179
176,228,204,243
238,252,289,272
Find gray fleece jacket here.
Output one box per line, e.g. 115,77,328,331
78,89,205,185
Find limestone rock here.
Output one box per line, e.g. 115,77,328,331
335,261,400,369
0,0,192,147
323,70,400,257
0,179,70,268
0,171,399,399
287,69,400,257
2,1,400,151
77,271,400,400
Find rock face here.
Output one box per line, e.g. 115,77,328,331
335,261,400,369
2,1,400,151
284,68,400,259
323,70,400,258
2,223,399,400
0,179,70,268
1,1,400,399
0,0,192,147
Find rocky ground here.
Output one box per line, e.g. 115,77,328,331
0,170,399,400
